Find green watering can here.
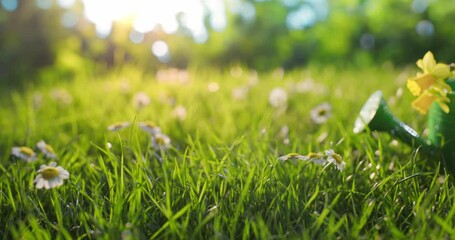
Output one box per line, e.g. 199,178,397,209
354,81,455,173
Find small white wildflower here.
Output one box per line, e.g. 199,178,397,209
139,121,162,134
268,87,288,108
107,122,131,131
310,102,332,124
279,125,289,139
151,132,171,150
36,140,57,159
34,162,70,189
33,92,43,109
156,68,189,84
133,92,150,109
50,89,73,105
172,105,187,121
11,146,37,162
305,152,327,166
119,80,131,94
232,86,249,100
278,153,308,162
208,82,220,92
325,149,345,171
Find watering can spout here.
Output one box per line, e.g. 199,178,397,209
354,90,435,154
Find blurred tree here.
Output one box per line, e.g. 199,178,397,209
1,0,455,84
0,0,63,86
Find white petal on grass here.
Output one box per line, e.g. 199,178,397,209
11,146,37,162
306,152,327,166
310,102,332,124
278,153,308,162
208,82,220,92
34,162,70,189
172,105,187,121
139,121,162,134
36,140,57,159
133,92,151,109
151,132,172,150
50,88,73,105
232,86,249,100
107,121,131,131
325,149,345,171
269,87,288,108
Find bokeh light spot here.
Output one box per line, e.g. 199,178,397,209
151,41,171,63
411,0,427,14
360,33,375,50
231,1,256,23
36,0,52,9
1,0,18,12
95,21,113,38
416,20,434,37
286,6,317,30
129,30,145,44
57,0,76,9
61,11,79,28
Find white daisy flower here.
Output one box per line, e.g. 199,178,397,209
50,88,73,105
305,152,327,166
36,140,57,159
139,121,162,134
278,153,308,162
310,102,332,124
107,121,131,131
11,146,37,162
34,162,70,189
133,92,150,109
268,87,288,108
151,132,171,150
232,86,249,100
172,105,187,121
208,82,220,92
325,149,346,171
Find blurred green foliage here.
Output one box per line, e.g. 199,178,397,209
1,0,455,85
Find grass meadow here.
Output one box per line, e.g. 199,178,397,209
1,64,455,239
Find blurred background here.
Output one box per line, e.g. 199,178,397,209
1,0,454,86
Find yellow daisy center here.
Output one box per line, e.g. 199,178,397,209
143,122,157,128
113,122,126,128
19,147,35,157
287,153,300,158
45,145,55,153
332,153,343,164
307,152,322,158
318,109,327,116
41,167,60,180
156,136,166,145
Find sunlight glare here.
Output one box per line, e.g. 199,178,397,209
57,0,75,9
151,40,170,62
80,0,226,41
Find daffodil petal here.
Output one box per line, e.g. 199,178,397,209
433,63,451,79
411,92,436,115
407,74,437,96
422,51,436,73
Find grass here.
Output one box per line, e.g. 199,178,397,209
1,63,455,239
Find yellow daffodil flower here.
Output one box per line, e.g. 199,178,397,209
406,51,453,114
411,89,450,115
